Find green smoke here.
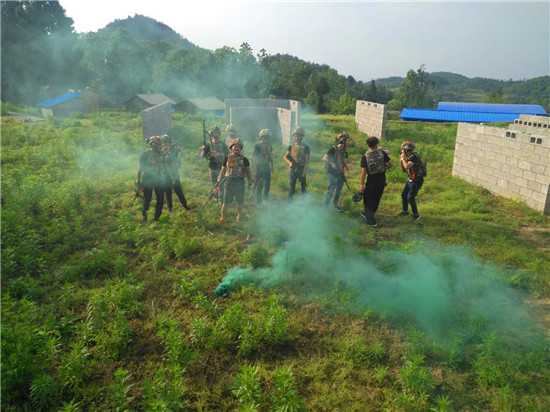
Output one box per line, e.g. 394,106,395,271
216,197,541,346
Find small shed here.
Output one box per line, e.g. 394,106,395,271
124,94,176,113
175,97,225,116
37,89,99,118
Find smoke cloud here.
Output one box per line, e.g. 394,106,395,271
216,198,542,347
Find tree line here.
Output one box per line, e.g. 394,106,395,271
2,2,548,113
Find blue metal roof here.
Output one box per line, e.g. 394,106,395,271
437,102,547,115
38,92,83,107
400,108,521,123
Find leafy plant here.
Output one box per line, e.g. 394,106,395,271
30,374,59,410
140,367,188,411
174,236,201,258
270,367,307,412
108,368,135,412
58,341,91,390
399,354,435,396
233,365,263,410
240,243,269,268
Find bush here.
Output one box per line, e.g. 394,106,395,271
240,244,269,269
30,373,59,410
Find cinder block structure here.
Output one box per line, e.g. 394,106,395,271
141,103,172,140
225,99,300,145
355,100,388,139
453,115,550,214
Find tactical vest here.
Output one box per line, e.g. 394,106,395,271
365,148,386,175
225,154,246,178
142,150,166,182
209,141,226,165
256,141,272,167
291,143,307,166
334,145,347,171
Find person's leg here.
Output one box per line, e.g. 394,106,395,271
288,169,297,199
401,182,410,213
153,187,165,221
263,170,271,201
235,179,245,221
363,182,377,225
165,184,173,211
372,181,385,214
333,174,345,207
408,180,423,217
324,174,336,206
299,167,307,194
256,174,263,203
142,187,153,221
173,178,189,209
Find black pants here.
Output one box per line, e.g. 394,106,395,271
401,179,423,216
289,166,306,198
256,167,272,202
165,178,188,209
363,173,386,223
143,186,166,220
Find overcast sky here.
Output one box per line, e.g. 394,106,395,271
59,0,550,82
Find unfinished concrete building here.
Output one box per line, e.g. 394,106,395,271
141,103,172,140
453,114,550,214
225,99,300,145
355,100,388,139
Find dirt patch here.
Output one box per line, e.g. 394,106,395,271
516,226,550,257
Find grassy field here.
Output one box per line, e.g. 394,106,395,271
1,111,549,411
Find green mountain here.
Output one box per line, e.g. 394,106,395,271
96,14,195,49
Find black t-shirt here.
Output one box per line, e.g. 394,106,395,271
205,141,229,169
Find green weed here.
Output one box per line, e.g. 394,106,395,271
399,354,436,396
107,368,135,412
233,365,263,410
270,367,307,412
240,243,269,268
30,373,59,410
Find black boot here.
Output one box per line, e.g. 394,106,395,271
142,211,147,222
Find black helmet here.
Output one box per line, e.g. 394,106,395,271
401,141,416,152
210,126,221,137
337,132,350,144
352,191,364,203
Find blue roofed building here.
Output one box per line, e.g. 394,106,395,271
37,89,99,118
400,102,548,123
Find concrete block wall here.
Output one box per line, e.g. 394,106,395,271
509,114,550,136
277,108,293,145
226,99,300,145
141,103,172,140
453,122,550,214
355,100,388,139
225,99,291,123
229,107,279,148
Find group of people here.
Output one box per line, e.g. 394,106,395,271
136,124,425,225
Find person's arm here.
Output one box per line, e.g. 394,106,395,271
400,149,413,171
217,166,226,182
284,148,293,167
359,168,367,192
245,166,252,187
136,154,144,185
200,144,209,158
303,153,310,176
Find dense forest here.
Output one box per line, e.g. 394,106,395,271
1,1,549,113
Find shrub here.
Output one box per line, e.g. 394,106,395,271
174,236,201,259
30,374,59,410
399,354,435,396
270,367,307,412
107,368,135,412
174,271,204,299
140,367,188,411
233,365,263,410
58,341,91,390
240,244,269,268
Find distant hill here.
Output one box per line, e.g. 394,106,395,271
375,71,549,108
96,14,196,49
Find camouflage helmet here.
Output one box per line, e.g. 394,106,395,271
147,136,162,148
159,134,171,144
226,124,237,132
259,128,270,139
228,138,244,149
210,126,221,137
337,132,350,144
293,127,305,137
401,141,416,152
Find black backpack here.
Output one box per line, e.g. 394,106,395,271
416,153,427,178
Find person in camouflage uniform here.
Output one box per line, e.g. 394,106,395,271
284,127,310,199
252,128,274,204
358,136,393,227
218,138,252,223
136,136,168,222
323,132,350,210
225,124,238,146
399,141,423,221
200,126,229,204
160,134,190,211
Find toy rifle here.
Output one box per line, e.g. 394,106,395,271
287,153,307,188
202,176,226,209
133,183,143,202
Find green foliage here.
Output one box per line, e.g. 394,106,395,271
270,367,307,412
107,368,135,412
174,236,201,259
240,243,269,268
140,367,188,411
399,354,436,396
174,271,204,299
156,317,199,367
30,373,59,410
233,365,263,410
58,341,91,390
